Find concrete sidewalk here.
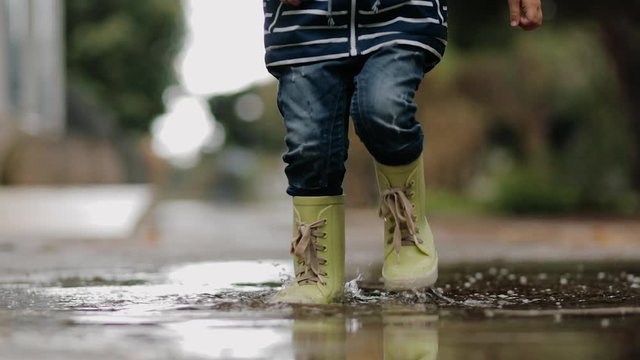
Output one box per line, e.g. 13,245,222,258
0,185,153,240
2,198,639,277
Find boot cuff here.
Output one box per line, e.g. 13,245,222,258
293,195,345,206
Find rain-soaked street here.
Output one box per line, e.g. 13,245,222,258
1,199,640,359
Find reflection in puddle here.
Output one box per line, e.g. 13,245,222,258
162,312,439,359
13,260,640,312
166,319,292,359
167,261,291,290
40,261,289,310
2,260,640,359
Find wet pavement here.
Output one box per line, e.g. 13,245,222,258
1,200,640,359
0,185,152,240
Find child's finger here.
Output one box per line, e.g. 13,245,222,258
519,18,536,31
519,1,542,30
523,1,543,27
508,0,521,27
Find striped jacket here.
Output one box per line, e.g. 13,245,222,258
263,0,448,70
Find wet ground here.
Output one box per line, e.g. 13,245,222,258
1,260,639,359
1,200,640,359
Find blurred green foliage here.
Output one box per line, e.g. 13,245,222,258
462,26,637,215
492,165,579,214
65,0,183,133
208,83,284,152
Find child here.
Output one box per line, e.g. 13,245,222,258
263,0,542,304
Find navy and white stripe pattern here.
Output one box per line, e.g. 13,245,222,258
264,0,448,69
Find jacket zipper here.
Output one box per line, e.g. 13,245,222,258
350,0,357,55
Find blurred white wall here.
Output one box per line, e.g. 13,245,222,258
0,0,65,138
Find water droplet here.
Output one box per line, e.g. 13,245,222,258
344,275,363,298
601,318,610,328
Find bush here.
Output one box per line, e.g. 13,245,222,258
492,165,579,214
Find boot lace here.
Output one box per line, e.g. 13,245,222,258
290,219,328,285
379,182,423,256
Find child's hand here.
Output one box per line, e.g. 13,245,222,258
280,0,304,5
508,0,543,31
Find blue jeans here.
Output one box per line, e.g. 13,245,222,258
276,45,438,196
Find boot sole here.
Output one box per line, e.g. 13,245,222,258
383,267,438,291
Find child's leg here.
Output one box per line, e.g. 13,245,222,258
350,45,437,166
277,59,355,196
270,59,356,304
351,45,440,290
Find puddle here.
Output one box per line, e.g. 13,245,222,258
433,261,640,310
1,260,639,359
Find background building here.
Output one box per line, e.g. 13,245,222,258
0,0,65,138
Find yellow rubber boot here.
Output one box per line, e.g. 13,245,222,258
383,310,439,360
375,154,438,290
291,309,347,359
269,195,345,304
